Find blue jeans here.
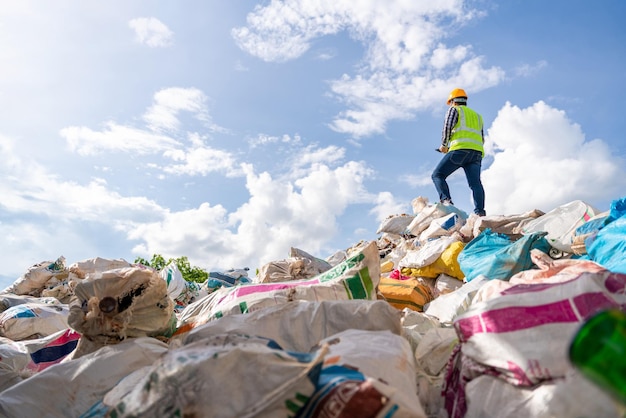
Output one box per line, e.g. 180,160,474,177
432,149,486,215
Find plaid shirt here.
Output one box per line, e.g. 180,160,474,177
441,105,484,147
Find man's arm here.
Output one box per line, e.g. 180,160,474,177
441,106,458,147
439,106,458,152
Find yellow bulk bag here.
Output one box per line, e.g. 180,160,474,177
378,277,433,312
401,241,465,280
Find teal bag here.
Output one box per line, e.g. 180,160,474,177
587,212,626,274
458,228,551,282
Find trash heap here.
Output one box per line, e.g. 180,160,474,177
1,196,625,418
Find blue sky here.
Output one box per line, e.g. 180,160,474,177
1,0,625,289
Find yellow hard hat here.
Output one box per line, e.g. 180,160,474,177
447,88,467,105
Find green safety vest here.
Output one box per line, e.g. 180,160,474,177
449,105,484,156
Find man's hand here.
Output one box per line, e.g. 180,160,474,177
438,145,449,153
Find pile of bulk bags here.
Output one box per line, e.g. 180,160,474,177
0,196,625,417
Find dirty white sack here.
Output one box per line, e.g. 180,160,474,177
0,337,168,418
182,299,402,352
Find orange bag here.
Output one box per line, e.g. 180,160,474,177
378,277,433,312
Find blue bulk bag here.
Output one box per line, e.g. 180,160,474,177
607,196,626,223
580,196,626,256
458,228,551,282
587,212,626,274
574,217,608,237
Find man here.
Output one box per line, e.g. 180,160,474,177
431,88,486,216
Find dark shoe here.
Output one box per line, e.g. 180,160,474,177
476,210,486,217
441,199,454,206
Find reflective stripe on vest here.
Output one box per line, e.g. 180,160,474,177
448,106,484,155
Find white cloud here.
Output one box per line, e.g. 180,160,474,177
161,133,243,177
248,133,300,148
121,153,376,272
0,127,375,276
0,134,21,168
483,101,626,215
61,122,182,156
1,128,378,278
292,144,345,170
143,87,212,133
0,135,166,223
430,44,470,69
314,48,337,60
129,17,173,48
0,220,105,287
369,191,410,222
231,1,345,63
0,136,171,282
61,88,235,178
232,0,506,138
400,172,436,188
222,159,374,268
127,202,234,262
232,0,464,66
